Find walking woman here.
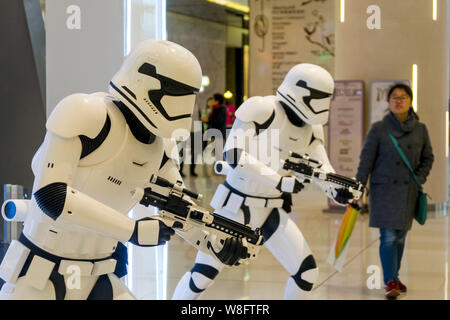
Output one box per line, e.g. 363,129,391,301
355,83,434,299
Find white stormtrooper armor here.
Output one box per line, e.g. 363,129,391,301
172,63,354,300
0,40,246,300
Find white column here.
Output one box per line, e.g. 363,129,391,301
46,0,125,115
125,0,168,300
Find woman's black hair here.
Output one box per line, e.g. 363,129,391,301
213,93,224,105
387,83,413,102
386,83,419,120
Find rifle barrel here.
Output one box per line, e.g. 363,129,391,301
150,174,202,200
211,214,261,245
326,172,362,190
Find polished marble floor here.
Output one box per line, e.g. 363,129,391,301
126,164,450,300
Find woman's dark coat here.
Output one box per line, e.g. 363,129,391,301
355,110,434,230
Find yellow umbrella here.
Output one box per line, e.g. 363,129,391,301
327,202,360,272
335,203,360,258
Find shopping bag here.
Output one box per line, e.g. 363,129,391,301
415,190,428,225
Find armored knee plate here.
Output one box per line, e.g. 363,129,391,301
188,263,219,293
291,254,318,291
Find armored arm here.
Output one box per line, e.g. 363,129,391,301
221,97,303,194
28,94,168,247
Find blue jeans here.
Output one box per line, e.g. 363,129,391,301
379,228,408,285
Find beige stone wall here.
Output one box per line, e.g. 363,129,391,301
334,0,449,204
249,0,335,97
167,11,227,115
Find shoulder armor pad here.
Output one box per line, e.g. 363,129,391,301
235,96,276,125
91,92,110,98
162,138,181,165
46,93,108,139
311,125,325,143
31,144,43,175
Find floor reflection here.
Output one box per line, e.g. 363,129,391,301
128,165,450,300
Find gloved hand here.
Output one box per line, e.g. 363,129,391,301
333,188,354,205
276,176,304,194
129,217,175,247
281,192,293,213
208,236,248,266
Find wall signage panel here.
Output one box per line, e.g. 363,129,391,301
369,79,410,125
327,80,364,211
249,0,334,97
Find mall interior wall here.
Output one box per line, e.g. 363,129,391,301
46,0,125,115
167,11,226,112
0,0,47,240
334,0,449,206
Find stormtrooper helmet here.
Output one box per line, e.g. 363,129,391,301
109,40,202,139
276,64,334,126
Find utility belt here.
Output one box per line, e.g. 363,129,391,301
210,181,290,225
0,233,127,299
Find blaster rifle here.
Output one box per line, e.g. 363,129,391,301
283,152,364,200
132,175,263,262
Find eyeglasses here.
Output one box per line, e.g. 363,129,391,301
390,96,409,102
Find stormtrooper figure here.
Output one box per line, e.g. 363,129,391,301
172,63,355,300
0,40,248,300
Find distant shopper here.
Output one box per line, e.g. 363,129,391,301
201,97,214,132
225,101,236,130
200,97,214,154
355,83,434,299
208,93,227,142
179,101,202,177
